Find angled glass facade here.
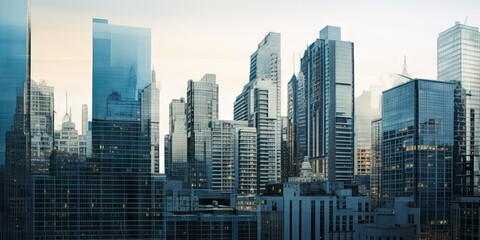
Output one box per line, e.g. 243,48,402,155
438,22,480,196
167,98,187,182
382,79,460,238
0,0,31,238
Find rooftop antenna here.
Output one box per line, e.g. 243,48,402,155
464,16,469,25
65,92,68,115
292,54,295,75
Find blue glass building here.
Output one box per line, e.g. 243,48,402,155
32,19,163,239
382,79,461,238
0,0,32,238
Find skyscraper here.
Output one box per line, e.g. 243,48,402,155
354,86,382,176
234,32,281,191
234,78,280,191
1,0,31,238
370,118,382,208
187,74,219,189
299,26,354,182
234,126,257,195
167,98,188,182
30,80,54,174
210,120,248,193
438,22,480,196
381,79,461,238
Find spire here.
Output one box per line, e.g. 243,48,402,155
292,54,295,75
151,66,156,83
401,55,410,77
65,92,68,115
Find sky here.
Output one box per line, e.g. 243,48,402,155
30,0,480,172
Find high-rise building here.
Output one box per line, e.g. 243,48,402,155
299,26,355,183
1,0,32,238
31,19,164,239
234,32,281,192
164,134,171,175
370,118,382,208
287,72,307,179
354,87,381,177
167,98,187,182
187,74,218,189
210,120,248,193
234,126,257,195
280,116,289,182
81,104,88,136
30,80,54,174
381,79,461,238
438,22,480,196
234,78,280,191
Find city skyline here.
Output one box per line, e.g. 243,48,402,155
31,2,480,170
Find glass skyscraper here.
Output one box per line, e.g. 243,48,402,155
382,79,461,238
167,98,188,182
299,26,355,182
187,74,219,189
0,0,31,238
438,22,480,196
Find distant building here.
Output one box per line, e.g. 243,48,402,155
370,118,382,207
299,26,355,183
258,181,373,240
187,74,219,189
54,110,87,161
167,98,188,181
81,104,88,136
30,80,54,174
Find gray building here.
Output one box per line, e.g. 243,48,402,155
354,197,420,240
258,181,373,240
234,78,280,191
167,98,188,182
235,32,282,192
187,74,219,189
299,26,355,182
438,22,480,196
234,126,257,195
30,80,54,174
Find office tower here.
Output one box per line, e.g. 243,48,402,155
0,0,31,238
287,72,307,179
299,26,354,182
187,74,218,189
249,32,281,118
370,118,382,208
164,134,170,175
141,69,160,173
354,86,382,176
30,80,54,174
234,78,280,191
258,182,373,240
438,22,480,196
382,79,461,238
167,98,187,182
234,126,257,195
234,32,281,192
81,104,88,136
452,197,480,239
210,120,248,192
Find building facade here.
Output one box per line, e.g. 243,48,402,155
382,79,460,238
30,80,54,174
299,26,355,183
438,22,480,196
370,118,382,207
167,98,188,182
1,0,32,238
234,126,257,195
258,182,373,240
187,74,219,189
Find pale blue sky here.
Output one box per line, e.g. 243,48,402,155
30,0,480,171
